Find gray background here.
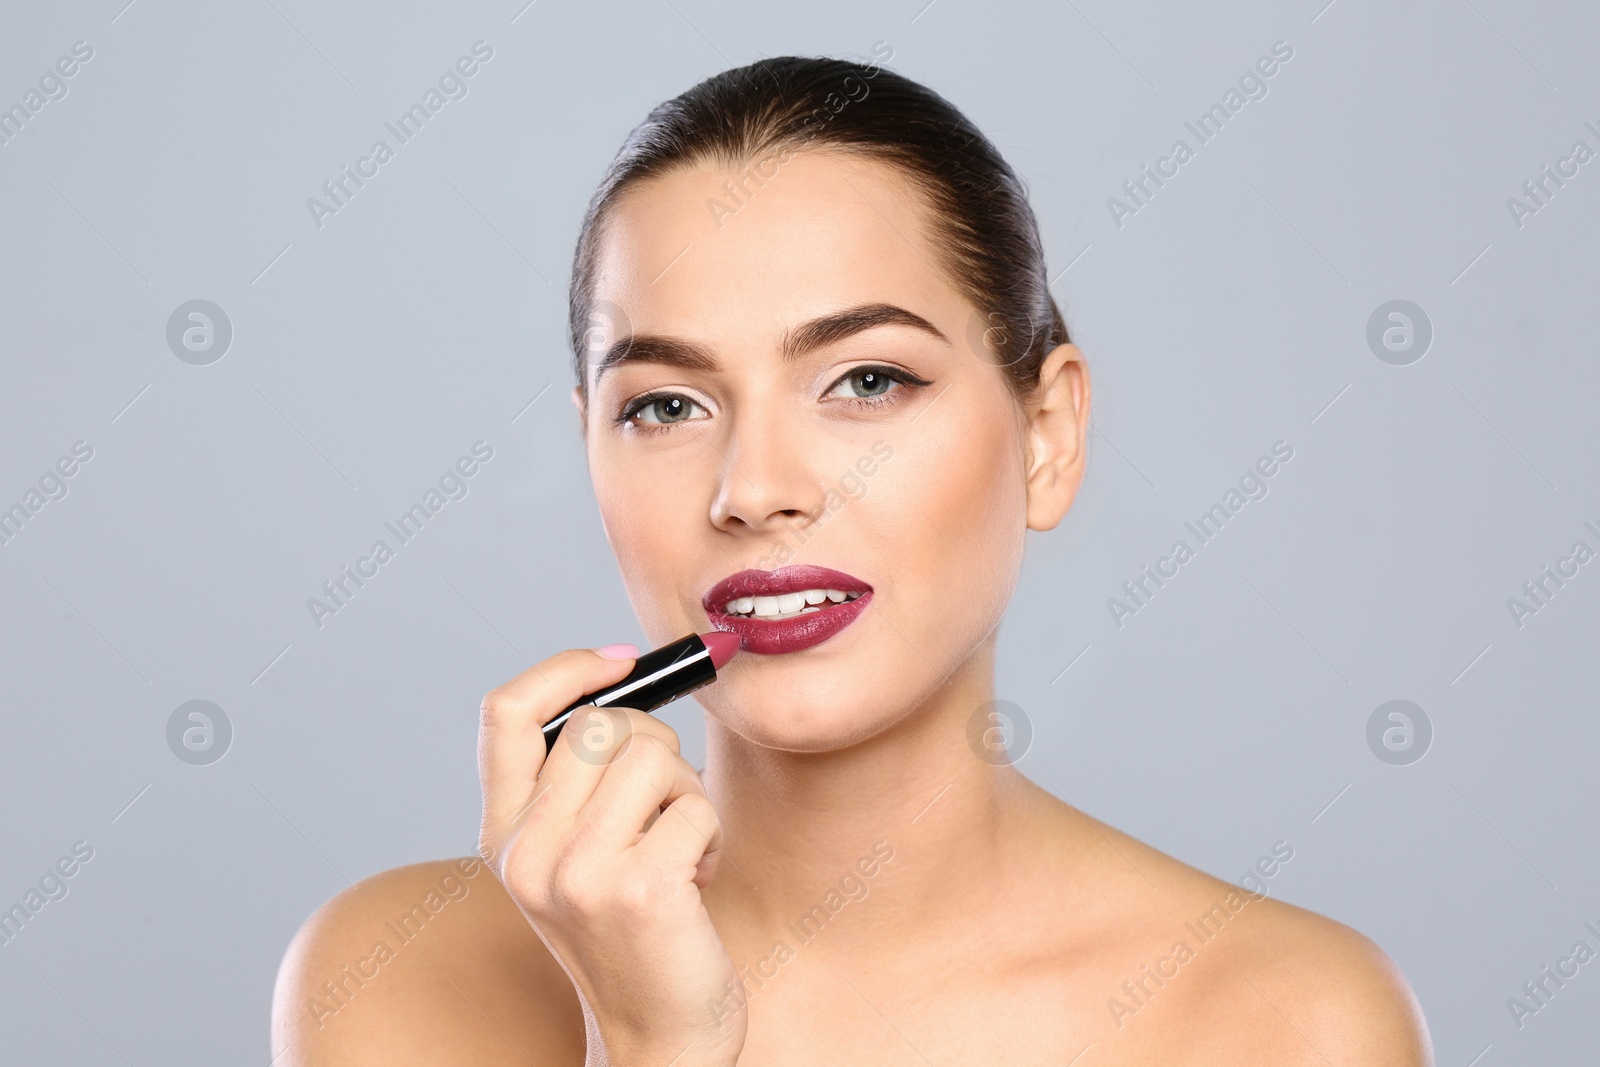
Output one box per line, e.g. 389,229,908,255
1,0,1596,1062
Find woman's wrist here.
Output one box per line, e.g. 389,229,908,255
582,1006,745,1067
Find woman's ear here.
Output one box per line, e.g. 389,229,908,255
1023,343,1090,532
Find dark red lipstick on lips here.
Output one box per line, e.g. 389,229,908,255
542,632,739,752
702,565,873,655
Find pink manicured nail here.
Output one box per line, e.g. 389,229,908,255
595,643,639,660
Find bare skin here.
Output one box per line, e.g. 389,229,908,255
272,149,1433,1065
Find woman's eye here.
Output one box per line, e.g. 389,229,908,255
624,394,706,426
824,366,928,402
844,370,894,398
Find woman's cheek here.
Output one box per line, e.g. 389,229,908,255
593,456,690,631
924,417,1028,613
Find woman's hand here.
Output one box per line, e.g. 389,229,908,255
477,647,746,1067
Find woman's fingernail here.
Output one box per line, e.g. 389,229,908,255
595,643,639,660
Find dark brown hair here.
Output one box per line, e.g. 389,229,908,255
568,54,1070,400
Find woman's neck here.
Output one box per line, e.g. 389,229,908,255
697,637,1041,943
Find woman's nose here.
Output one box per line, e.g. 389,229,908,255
708,415,826,535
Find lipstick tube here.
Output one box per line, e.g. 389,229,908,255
542,632,738,752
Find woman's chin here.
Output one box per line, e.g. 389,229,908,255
699,683,920,754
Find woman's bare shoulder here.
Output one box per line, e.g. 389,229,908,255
1212,890,1434,1065
270,857,583,1067
1055,810,1433,1065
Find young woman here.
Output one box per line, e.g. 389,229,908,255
273,56,1433,1065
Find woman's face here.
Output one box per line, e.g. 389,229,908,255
578,149,1047,751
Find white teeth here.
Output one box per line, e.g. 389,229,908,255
722,587,862,618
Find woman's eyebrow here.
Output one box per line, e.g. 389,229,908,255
780,303,950,362
593,302,950,382
594,336,717,383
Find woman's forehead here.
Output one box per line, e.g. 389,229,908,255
588,151,955,339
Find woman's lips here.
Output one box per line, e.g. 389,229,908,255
701,565,873,655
